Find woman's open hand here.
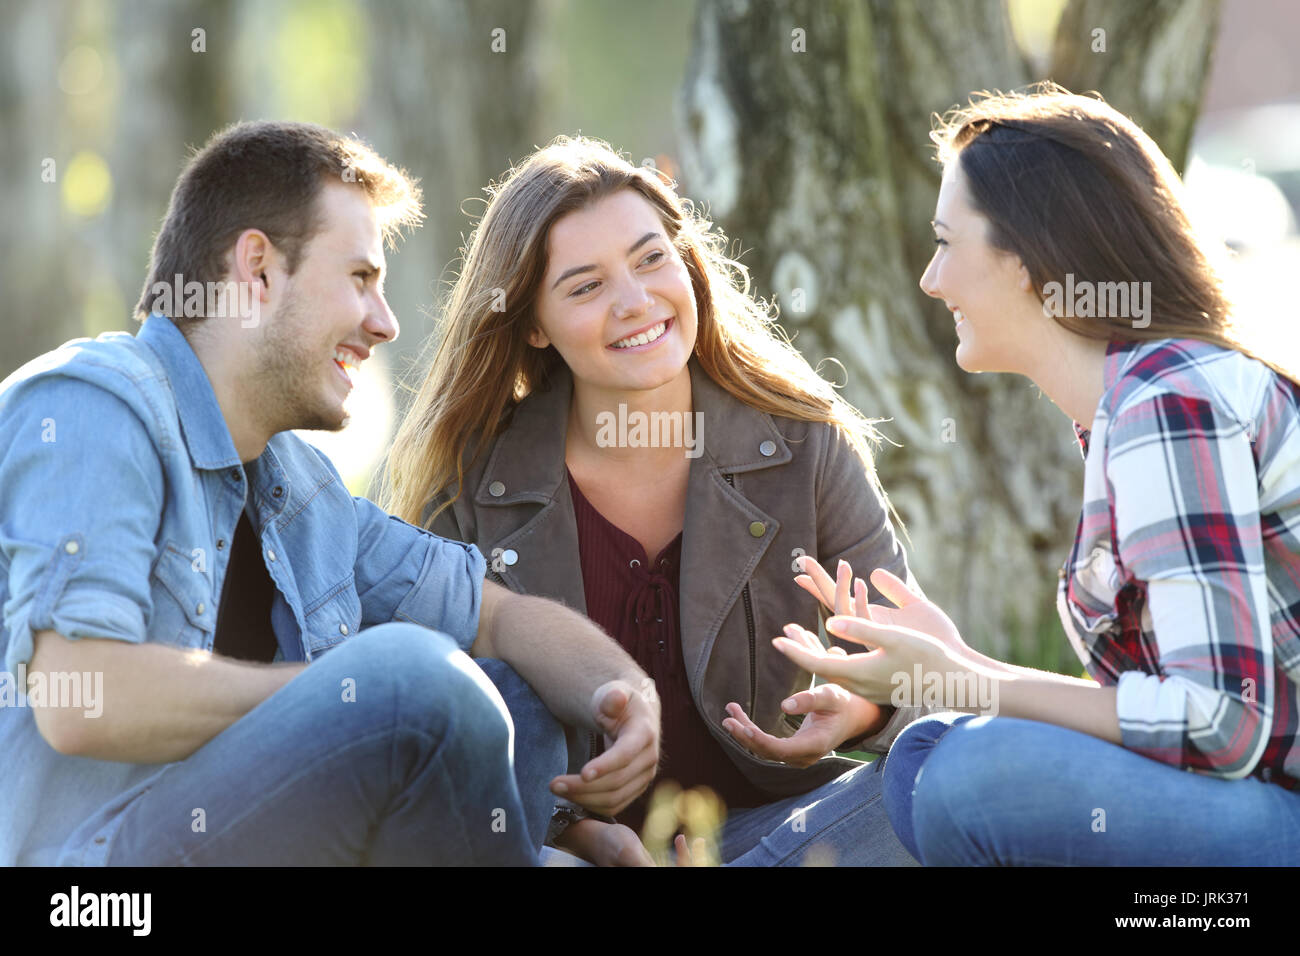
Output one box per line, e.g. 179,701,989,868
796,558,972,659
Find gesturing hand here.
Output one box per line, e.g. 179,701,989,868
796,558,971,659
773,570,994,710
550,678,661,817
722,620,882,767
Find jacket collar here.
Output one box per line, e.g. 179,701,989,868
474,357,792,687
474,357,792,506
137,313,243,471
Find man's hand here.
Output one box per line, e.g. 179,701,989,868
555,818,655,866
549,679,660,817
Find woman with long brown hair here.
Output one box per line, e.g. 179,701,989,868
778,84,1300,865
383,135,920,865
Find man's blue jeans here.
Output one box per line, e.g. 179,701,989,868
58,623,569,865
882,712,1300,865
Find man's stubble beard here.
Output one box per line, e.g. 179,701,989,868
246,284,350,438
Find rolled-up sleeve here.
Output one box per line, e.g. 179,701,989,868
352,496,487,652
1105,393,1271,779
0,379,162,675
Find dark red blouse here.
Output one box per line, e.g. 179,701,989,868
567,470,769,833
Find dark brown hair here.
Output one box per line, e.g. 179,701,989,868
931,82,1296,383
135,120,422,320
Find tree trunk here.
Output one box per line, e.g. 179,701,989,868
677,0,1219,667
362,0,545,398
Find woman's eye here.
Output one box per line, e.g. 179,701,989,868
571,281,599,297
933,238,947,247
640,250,665,266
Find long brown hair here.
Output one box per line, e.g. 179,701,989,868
931,82,1297,384
383,135,888,527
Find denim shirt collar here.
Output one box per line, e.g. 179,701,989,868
137,314,243,471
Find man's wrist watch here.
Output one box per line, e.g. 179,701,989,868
545,804,615,846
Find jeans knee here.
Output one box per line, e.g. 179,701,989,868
344,623,513,751
474,659,567,778
909,716,1038,863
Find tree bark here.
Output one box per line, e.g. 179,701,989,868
677,0,1219,666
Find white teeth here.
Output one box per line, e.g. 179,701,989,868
333,349,359,371
612,322,667,350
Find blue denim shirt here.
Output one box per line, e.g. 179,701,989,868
0,315,486,865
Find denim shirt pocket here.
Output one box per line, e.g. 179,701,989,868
149,542,216,648
302,576,362,659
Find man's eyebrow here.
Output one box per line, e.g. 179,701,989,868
550,231,662,290
350,257,384,275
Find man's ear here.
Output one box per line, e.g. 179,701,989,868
230,228,275,301
526,325,551,350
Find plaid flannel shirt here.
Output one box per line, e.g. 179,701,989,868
1058,337,1300,789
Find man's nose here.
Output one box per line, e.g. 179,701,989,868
365,292,399,344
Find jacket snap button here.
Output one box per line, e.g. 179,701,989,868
759,440,776,457
339,623,349,635
488,480,506,497
272,486,284,498
216,539,226,550
501,549,518,566
749,521,766,537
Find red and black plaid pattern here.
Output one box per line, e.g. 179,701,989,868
1058,338,1300,790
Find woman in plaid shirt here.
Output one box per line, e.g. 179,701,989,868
776,83,1300,865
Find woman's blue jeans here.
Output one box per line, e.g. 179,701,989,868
60,623,569,865
881,712,1300,865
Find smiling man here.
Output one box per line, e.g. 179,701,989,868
0,121,660,866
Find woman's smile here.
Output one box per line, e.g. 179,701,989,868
609,318,673,351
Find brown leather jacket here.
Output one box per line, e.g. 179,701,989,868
427,359,923,798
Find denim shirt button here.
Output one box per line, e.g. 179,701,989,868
64,540,79,555
196,602,205,616
229,468,240,482
272,486,284,498
216,539,226,550
759,440,776,457
339,623,349,635
488,480,506,497
266,549,277,562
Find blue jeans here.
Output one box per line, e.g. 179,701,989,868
882,712,1300,865
720,757,918,866
59,623,568,865
542,756,919,867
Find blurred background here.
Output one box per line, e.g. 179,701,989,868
3,0,1296,671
